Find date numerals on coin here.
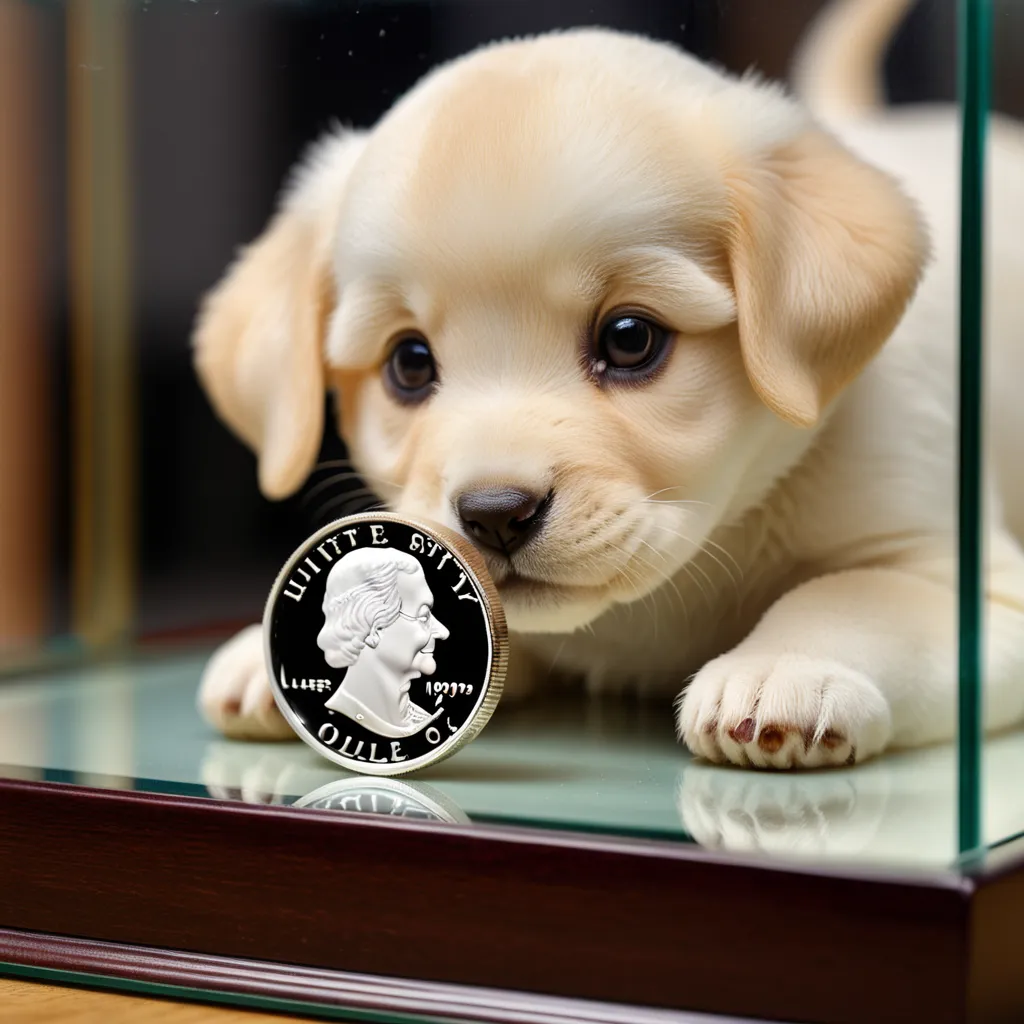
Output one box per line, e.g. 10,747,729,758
280,675,333,693
427,680,473,705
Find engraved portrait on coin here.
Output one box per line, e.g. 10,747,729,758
317,547,448,738
264,513,507,776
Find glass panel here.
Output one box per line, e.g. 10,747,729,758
979,0,1024,854
5,0,1016,890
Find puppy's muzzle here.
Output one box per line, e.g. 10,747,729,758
456,487,551,557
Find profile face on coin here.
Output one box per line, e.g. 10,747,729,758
264,513,506,776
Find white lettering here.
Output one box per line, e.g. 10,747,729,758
343,528,358,548
436,550,453,571
368,743,388,763
318,723,340,745
425,727,441,745
391,741,406,761
370,524,388,546
409,533,425,553
283,581,307,602
304,556,321,574
316,544,334,562
452,573,479,602
325,535,343,556
339,735,355,755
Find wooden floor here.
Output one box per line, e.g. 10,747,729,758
0,978,316,1023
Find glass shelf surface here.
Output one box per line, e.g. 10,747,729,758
3,648,1024,870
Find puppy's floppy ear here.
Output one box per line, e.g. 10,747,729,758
193,130,366,498
726,128,927,427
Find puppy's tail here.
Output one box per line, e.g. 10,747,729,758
791,0,916,120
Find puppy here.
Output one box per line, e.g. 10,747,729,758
193,0,1024,767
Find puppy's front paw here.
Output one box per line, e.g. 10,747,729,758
677,653,892,768
198,625,296,741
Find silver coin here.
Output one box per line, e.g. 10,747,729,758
264,512,507,776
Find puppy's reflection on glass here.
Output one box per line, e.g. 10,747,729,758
201,742,341,806
317,548,450,738
675,742,1024,867
677,762,889,860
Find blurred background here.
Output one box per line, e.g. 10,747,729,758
0,0,1021,658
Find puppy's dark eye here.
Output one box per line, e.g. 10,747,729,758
594,314,671,379
385,336,436,402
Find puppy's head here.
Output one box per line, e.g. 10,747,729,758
194,30,926,634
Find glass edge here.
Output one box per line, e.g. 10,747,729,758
0,763,698,845
956,0,991,860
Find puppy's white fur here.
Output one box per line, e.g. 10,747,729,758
194,1,1024,768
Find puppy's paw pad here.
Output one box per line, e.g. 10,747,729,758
198,625,295,742
677,653,892,769
756,724,791,754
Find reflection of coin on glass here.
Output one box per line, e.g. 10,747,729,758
295,776,469,825
317,548,450,738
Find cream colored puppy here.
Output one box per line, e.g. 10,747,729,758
193,0,1024,767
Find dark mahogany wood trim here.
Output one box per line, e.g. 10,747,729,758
0,776,1021,1024
963,833,1024,1024
0,929,725,1024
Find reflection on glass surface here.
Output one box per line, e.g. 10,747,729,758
3,651,1024,868
294,777,470,824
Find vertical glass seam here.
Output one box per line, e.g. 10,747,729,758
956,0,991,859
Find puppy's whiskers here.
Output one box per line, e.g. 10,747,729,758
637,537,691,627
301,469,366,508
546,637,569,678
642,486,712,508
639,526,712,612
312,487,386,523
303,458,402,527
701,536,744,582
648,521,743,602
683,555,715,606
608,540,694,639
609,553,656,633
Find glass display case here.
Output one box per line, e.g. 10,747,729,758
0,1,1021,1022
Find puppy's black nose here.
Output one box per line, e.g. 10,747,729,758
456,487,550,556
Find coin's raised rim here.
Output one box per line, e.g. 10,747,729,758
263,512,507,777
